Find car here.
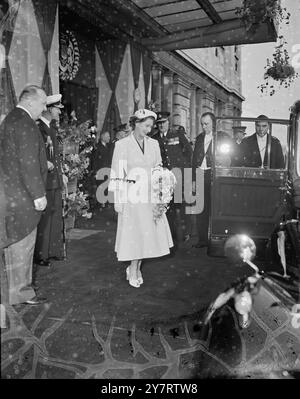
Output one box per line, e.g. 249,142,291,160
194,234,300,379
208,102,300,285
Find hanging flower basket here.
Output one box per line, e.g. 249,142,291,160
235,0,290,32
265,64,295,81
258,37,299,96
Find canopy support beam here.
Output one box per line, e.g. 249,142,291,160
141,19,277,51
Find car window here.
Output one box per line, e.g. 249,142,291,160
215,118,288,170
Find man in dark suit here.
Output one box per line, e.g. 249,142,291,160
152,111,193,245
239,115,285,169
0,85,48,305
34,94,65,266
231,126,247,167
192,112,216,248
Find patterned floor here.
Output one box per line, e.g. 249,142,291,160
1,209,299,379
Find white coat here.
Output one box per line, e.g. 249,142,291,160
109,133,173,261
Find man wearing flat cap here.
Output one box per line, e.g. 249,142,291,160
34,94,65,267
239,115,284,169
152,111,193,246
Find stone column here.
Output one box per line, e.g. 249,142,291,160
202,93,215,113
189,85,197,142
195,87,204,135
173,75,191,130
161,70,174,116
224,97,235,136
151,63,163,110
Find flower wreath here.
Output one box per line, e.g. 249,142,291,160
59,30,80,81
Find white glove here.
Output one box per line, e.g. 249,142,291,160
47,161,54,171
34,196,47,211
114,203,123,213
62,174,68,187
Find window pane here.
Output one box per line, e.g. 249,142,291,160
215,118,288,170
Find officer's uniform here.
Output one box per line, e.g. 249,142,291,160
152,112,193,244
35,95,64,262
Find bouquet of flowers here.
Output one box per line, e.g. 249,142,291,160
151,166,176,223
64,186,92,219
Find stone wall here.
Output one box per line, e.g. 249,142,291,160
151,48,244,142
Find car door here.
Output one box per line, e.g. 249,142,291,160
208,117,290,257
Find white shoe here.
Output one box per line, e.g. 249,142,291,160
137,270,143,285
126,267,140,288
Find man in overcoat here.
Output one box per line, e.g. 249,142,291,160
35,94,65,266
0,85,48,305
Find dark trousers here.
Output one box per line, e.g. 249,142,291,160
196,170,211,244
1,247,9,326
35,188,64,260
96,176,109,205
167,201,190,245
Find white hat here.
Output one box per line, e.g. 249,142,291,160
134,109,157,120
46,94,64,108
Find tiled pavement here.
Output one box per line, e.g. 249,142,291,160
1,207,299,379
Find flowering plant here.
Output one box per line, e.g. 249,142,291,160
64,186,92,219
235,0,290,32
151,166,176,223
259,37,299,96
63,152,88,181
62,145,94,180
58,118,96,146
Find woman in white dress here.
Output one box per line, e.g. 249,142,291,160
109,109,173,288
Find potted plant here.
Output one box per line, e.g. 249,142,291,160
63,186,92,230
58,113,97,229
